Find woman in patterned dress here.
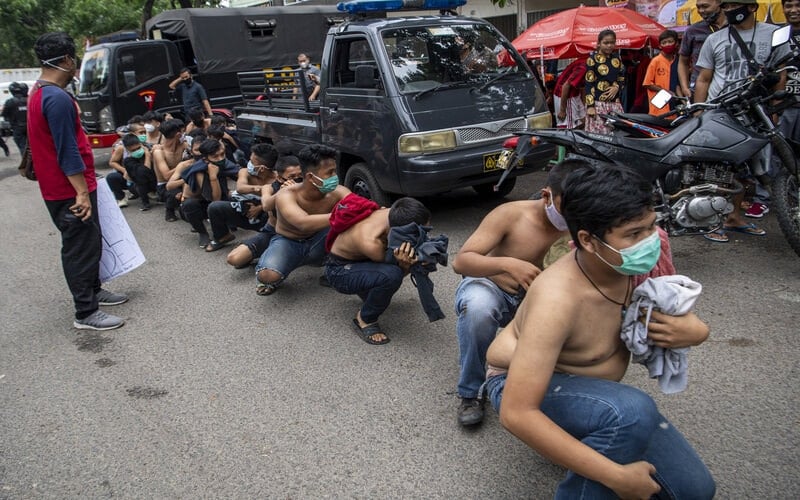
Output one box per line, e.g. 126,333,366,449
584,30,625,135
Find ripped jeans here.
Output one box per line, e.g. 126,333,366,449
485,373,715,499
255,229,328,286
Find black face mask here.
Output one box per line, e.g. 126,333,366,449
725,5,751,25
185,78,193,86
211,159,227,167
701,10,720,24
293,177,304,183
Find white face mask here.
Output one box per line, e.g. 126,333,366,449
545,194,569,232
144,124,156,133
299,61,309,69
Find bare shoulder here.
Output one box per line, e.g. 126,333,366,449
517,255,581,330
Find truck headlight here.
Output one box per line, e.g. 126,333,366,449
99,106,115,133
526,111,552,129
398,130,456,155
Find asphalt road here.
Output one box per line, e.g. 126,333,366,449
1,148,798,498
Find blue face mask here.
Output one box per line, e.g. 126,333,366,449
247,161,258,176
311,173,339,194
593,230,661,276
129,147,145,159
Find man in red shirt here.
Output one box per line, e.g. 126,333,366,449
29,32,127,330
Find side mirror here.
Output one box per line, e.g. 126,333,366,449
651,89,672,110
772,25,791,47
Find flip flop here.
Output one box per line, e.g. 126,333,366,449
723,223,766,236
256,283,277,296
351,318,390,345
704,230,729,243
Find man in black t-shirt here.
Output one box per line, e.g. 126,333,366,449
1,81,28,154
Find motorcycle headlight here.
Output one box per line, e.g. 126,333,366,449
99,106,115,133
398,130,457,155
526,111,552,129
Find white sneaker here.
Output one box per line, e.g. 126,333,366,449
74,310,125,331
117,198,129,208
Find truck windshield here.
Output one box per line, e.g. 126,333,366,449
382,24,528,94
79,48,110,94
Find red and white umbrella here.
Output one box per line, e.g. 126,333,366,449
513,6,666,60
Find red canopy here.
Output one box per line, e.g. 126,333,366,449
513,6,666,60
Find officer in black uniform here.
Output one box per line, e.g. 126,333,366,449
2,82,29,155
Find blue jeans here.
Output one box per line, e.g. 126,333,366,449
486,373,715,499
255,229,328,284
454,277,523,399
325,258,404,324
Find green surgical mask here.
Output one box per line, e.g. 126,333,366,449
129,148,145,159
593,231,661,276
137,134,147,143
311,173,338,194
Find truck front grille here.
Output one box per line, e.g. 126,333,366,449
457,118,527,144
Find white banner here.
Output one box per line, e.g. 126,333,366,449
96,178,146,282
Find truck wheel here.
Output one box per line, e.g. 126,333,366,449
473,177,516,198
345,163,391,207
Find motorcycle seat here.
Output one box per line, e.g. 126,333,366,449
616,112,673,129
618,118,699,157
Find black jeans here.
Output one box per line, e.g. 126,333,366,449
44,191,102,320
12,128,26,154
106,171,135,201
123,158,157,207
207,200,265,240
181,198,210,235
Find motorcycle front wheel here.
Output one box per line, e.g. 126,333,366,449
772,137,800,257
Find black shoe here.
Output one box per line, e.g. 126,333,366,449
198,233,211,248
458,397,485,426
140,204,151,212
165,211,178,222
318,275,331,287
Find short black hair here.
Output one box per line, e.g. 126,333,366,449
275,155,300,175
199,139,222,157
127,115,144,126
159,119,182,139
597,29,616,44
122,133,142,148
659,30,679,44
297,144,338,174
143,111,164,123
388,197,430,226
186,128,207,140
179,67,191,75
206,125,224,140
34,32,76,65
188,107,205,126
545,158,590,197
210,115,228,128
252,143,279,169
275,139,294,156
561,163,653,249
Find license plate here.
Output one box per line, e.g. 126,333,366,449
483,151,503,172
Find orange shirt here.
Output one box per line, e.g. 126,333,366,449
643,53,674,116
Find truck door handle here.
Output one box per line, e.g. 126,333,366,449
329,102,338,113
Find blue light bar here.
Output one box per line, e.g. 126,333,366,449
337,0,467,14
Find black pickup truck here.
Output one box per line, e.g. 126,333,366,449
234,7,555,205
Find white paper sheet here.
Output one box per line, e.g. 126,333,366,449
96,178,146,282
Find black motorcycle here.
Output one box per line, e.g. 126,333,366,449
496,28,800,257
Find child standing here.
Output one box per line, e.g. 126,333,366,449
643,30,682,116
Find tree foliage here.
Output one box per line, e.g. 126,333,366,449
0,0,221,68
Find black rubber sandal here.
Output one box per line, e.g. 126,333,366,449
351,318,390,345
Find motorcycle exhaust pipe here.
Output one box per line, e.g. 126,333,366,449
668,180,743,201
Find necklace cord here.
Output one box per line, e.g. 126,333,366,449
574,251,631,308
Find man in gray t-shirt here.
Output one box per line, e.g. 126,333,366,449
693,0,788,239
695,5,788,101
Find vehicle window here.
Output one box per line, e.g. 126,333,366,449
115,45,170,94
382,24,527,93
79,48,110,94
330,37,380,89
